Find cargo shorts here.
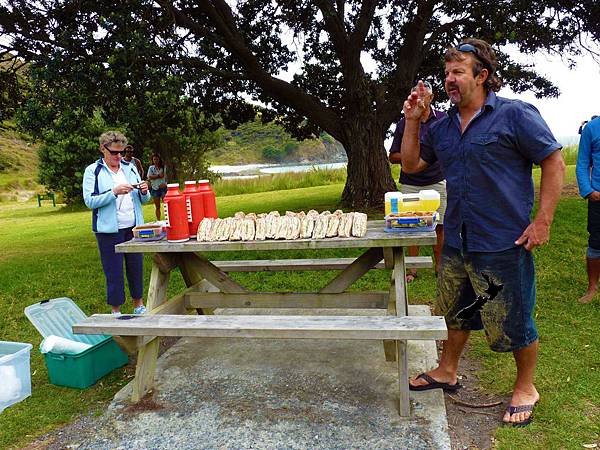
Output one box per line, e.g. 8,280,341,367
436,244,538,352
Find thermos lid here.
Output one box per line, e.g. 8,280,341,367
184,180,196,185
167,183,180,188
197,179,209,184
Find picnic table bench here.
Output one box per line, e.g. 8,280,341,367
73,220,446,416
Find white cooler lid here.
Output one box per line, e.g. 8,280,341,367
24,297,107,346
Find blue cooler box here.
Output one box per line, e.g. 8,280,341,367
24,298,128,389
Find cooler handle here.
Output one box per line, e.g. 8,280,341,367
401,194,421,202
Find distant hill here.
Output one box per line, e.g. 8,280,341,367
207,118,347,165
0,121,42,202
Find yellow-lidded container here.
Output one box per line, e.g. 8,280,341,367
384,189,440,214
384,192,402,216
418,189,441,212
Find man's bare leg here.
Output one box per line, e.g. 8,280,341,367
410,329,470,387
579,257,600,303
406,245,419,282
153,196,161,221
503,340,540,424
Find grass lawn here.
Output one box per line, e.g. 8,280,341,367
0,181,598,449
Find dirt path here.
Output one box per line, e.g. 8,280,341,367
443,344,508,450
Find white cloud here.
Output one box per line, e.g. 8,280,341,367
501,51,600,144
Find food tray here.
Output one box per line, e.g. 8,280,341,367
384,212,439,232
132,224,165,241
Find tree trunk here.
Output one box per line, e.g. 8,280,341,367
340,125,396,210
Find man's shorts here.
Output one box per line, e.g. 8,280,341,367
150,186,167,199
400,180,447,224
436,244,538,352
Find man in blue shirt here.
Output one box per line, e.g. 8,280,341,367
389,81,447,282
576,116,600,303
401,38,565,427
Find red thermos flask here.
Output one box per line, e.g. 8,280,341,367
183,180,204,238
197,179,218,219
163,183,190,242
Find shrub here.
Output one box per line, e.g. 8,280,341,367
262,145,285,162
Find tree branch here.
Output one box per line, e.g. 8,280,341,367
425,16,470,47
378,0,437,127
335,0,344,22
313,0,350,54
349,0,377,51
158,0,343,139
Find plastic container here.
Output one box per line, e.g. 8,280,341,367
24,298,128,389
163,183,190,242
384,192,402,216
43,336,127,389
0,341,33,413
132,224,165,241
384,189,440,215
197,180,218,219
384,212,439,233
183,181,204,238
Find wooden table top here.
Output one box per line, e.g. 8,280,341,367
116,220,436,253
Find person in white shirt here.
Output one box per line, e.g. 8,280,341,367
82,131,151,315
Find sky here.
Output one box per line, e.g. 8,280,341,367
501,51,600,144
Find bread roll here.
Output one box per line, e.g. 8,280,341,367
351,212,367,237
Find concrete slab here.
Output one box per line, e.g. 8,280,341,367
68,306,450,450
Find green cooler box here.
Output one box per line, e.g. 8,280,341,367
24,297,128,389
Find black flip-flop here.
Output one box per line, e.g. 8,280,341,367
409,373,462,392
503,402,537,427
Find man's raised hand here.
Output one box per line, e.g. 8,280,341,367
403,80,427,121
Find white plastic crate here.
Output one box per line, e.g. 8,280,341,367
0,341,33,413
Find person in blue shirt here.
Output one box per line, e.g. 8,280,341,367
389,81,447,282
83,131,151,315
576,116,600,303
400,39,565,427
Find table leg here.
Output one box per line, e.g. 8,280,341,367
319,247,383,293
383,269,397,361
130,255,171,402
386,247,410,416
132,338,160,402
384,247,408,361
397,339,410,416
180,253,247,293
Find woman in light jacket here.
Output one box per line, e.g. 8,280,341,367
82,131,151,315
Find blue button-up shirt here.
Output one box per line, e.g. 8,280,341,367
576,117,600,198
421,92,560,252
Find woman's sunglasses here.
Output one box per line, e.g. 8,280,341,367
103,143,126,156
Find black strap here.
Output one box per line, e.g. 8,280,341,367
93,161,103,195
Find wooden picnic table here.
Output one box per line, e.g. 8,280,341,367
74,220,446,416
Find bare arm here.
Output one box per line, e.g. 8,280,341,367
400,81,430,173
388,150,402,164
515,149,565,250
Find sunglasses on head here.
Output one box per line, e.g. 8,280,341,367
103,143,126,156
456,43,493,71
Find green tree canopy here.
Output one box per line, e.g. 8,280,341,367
2,0,599,206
